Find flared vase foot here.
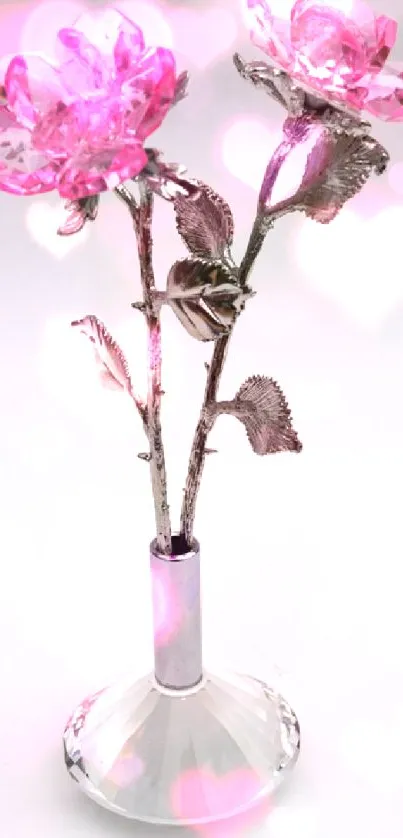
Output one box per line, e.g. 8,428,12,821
63,669,300,826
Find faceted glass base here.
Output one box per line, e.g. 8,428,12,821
63,670,300,826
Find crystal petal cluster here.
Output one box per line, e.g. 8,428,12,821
244,0,403,119
0,8,178,199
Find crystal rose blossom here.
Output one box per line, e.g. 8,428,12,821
0,8,178,199
244,0,403,120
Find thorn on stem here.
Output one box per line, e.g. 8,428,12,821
138,452,152,461
131,301,146,313
205,448,218,455
204,362,210,372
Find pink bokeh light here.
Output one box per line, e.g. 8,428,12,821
19,1,85,58
241,0,356,29
221,118,278,191
17,423,70,473
114,0,173,47
107,747,144,788
151,563,183,647
26,200,89,259
38,316,138,435
295,205,403,328
221,117,322,204
171,6,237,69
0,2,35,59
18,0,173,58
388,161,403,197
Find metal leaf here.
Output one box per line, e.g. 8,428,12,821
233,53,305,116
71,315,133,394
217,375,302,455
167,259,251,341
174,181,234,259
294,130,389,223
58,195,99,236
319,108,372,139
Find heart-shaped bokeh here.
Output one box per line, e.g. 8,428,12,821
221,118,278,190
171,6,238,68
26,202,89,259
18,0,173,57
295,206,403,329
19,0,85,57
221,118,322,204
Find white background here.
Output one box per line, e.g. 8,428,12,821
1,0,403,836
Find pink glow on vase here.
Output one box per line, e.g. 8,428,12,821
170,767,264,824
171,7,237,69
0,7,178,199
151,564,183,647
107,747,145,787
243,0,403,120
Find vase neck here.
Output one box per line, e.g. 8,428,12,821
150,538,203,690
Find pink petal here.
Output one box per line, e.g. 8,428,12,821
372,15,398,69
245,0,403,122
290,71,365,112
291,0,375,37
0,105,58,195
4,53,69,131
291,1,369,87
364,66,403,121
122,47,177,140
4,57,35,128
113,20,145,75
0,9,178,199
56,7,145,92
31,99,83,160
245,0,295,70
56,27,106,93
57,143,148,200
69,8,145,74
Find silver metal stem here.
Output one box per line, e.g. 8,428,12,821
150,537,202,690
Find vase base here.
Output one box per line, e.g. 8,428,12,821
63,669,300,825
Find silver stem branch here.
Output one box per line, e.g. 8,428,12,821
116,183,172,554
179,135,296,546
135,182,172,554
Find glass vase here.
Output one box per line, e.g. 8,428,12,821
63,536,300,825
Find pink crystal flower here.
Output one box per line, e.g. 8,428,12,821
0,8,178,199
244,0,403,120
